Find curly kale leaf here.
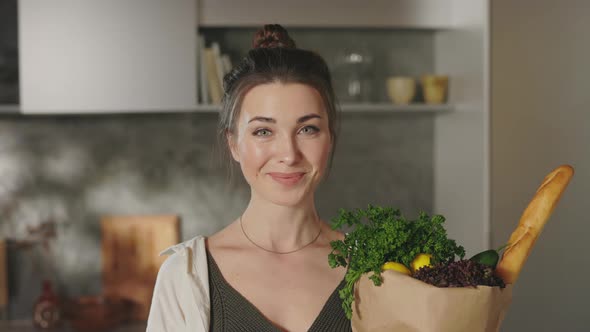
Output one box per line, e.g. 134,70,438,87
329,205,465,319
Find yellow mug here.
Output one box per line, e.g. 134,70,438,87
421,75,449,104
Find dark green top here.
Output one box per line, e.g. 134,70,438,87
206,249,352,332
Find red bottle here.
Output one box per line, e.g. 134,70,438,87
33,280,62,329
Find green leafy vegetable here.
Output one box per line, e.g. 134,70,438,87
328,205,466,319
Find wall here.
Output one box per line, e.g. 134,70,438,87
0,111,435,318
491,1,590,331
433,0,489,256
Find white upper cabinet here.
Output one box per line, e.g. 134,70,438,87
198,0,453,29
18,0,197,113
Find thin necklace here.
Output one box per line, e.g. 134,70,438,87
239,214,322,255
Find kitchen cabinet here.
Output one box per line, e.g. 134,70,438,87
15,0,457,114
197,0,454,29
18,0,197,113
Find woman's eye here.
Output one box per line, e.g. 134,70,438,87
299,126,319,135
253,129,272,137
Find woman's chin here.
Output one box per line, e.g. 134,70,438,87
267,195,308,207
258,189,313,207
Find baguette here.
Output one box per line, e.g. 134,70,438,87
495,164,574,284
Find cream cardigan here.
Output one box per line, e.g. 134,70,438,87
146,235,210,332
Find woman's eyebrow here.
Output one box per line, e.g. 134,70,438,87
297,114,322,123
248,116,275,124
247,114,322,124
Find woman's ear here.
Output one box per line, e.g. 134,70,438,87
226,131,240,163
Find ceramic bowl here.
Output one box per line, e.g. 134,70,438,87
386,77,416,104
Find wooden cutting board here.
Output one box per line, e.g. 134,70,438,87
101,215,180,321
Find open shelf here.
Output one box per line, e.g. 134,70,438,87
193,103,452,113
340,103,452,113
1,103,453,115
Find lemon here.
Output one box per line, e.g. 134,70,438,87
411,253,433,272
381,262,411,275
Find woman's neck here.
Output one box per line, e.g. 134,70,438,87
240,195,322,252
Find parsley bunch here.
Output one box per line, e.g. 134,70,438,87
328,205,466,319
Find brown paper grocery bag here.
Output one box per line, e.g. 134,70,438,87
352,270,513,332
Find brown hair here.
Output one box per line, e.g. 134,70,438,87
217,24,339,180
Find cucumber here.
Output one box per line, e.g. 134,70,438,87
469,243,510,268
469,249,499,268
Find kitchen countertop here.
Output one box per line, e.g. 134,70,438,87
0,320,146,332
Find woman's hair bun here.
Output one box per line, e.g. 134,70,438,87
252,24,296,49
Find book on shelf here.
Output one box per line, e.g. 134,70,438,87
197,34,209,105
211,42,225,100
204,47,222,104
197,37,233,105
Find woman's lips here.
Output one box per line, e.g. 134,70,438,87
268,172,306,186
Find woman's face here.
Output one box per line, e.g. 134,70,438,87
228,82,332,207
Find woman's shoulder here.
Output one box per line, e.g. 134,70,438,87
160,234,206,256
158,235,208,277
149,235,211,331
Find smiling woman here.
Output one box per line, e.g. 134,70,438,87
147,25,351,332
231,83,333,208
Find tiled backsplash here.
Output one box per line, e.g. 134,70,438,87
0,111,433,318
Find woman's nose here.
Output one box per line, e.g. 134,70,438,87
276,135,301,165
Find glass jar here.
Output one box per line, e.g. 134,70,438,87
331,46,374,103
